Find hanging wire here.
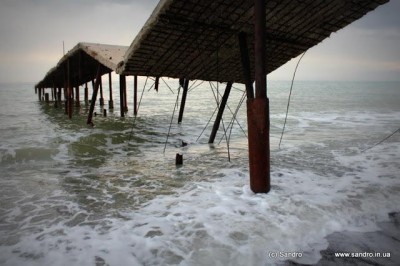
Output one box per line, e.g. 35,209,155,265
128,76,149,142
218,90,247,145
212,83,247,137
163,84,182,154
196,106,219,142
161,77,175,94
360,127,400,153
189,80,205,93
278,52,307,149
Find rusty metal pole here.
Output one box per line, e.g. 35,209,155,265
133,75,138,116
108,72,114,109
178,79,189,124
238,32,255,99
246,0,270,193
119,75,126,117
208,82,233,143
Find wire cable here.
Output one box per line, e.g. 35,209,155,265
361,127,400,153
278,52,306,149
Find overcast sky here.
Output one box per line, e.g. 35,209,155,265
0,0,398,83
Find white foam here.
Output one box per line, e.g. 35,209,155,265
1,141,399,266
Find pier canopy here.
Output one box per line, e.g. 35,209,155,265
36,43,128,89
117,0,388,83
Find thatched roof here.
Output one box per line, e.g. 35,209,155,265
117,0,388,83
36,43,128,88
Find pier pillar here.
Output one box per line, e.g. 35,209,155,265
45,92,49,104
154,76,160,92
208,82,233,143
38,87,42,101
108,72,114,109
54,88,59,108
87,64,103,125
133,75,138,116
123,78,128,112
246,0,270,193
178,79,189,124
67,60,73,119
84,83,89,105
58,88,62,107
239,32,255,99
119,75,126,118
99,75,104,106
75,86,80,107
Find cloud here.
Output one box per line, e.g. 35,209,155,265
0,0,158,82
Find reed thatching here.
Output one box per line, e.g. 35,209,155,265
117,0,388,83
36,43,128,88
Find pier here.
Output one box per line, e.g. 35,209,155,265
35,0,388,193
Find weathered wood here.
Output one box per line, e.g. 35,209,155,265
154,76,160,92
238,32,254,99
123,78,128,112
87,64,103,125
208,82,233,144
84,83,89,105
119,75,126,117
99,75,104,106
176,153,183,165
75,86,80,107
108,72,114,109
178,78,189,124
67,60,73,119
133,75,138,116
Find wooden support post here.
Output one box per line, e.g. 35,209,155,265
246,0,270,193
99,76,104,106
119,75,126,117
208,82,233,143
84,83,89,105
123,78,128,112
54,87,58,108
75,86,80,107
87,64,103,125
108,72,114,109
45,92,49,104
51,87,54,100
38,87,42,101
239,32,254,99
133,75,138,116
178,79,189,124
154,76,160,92
58,88,62,107
67,60,73,119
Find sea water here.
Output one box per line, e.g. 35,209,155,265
0,80,399,265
